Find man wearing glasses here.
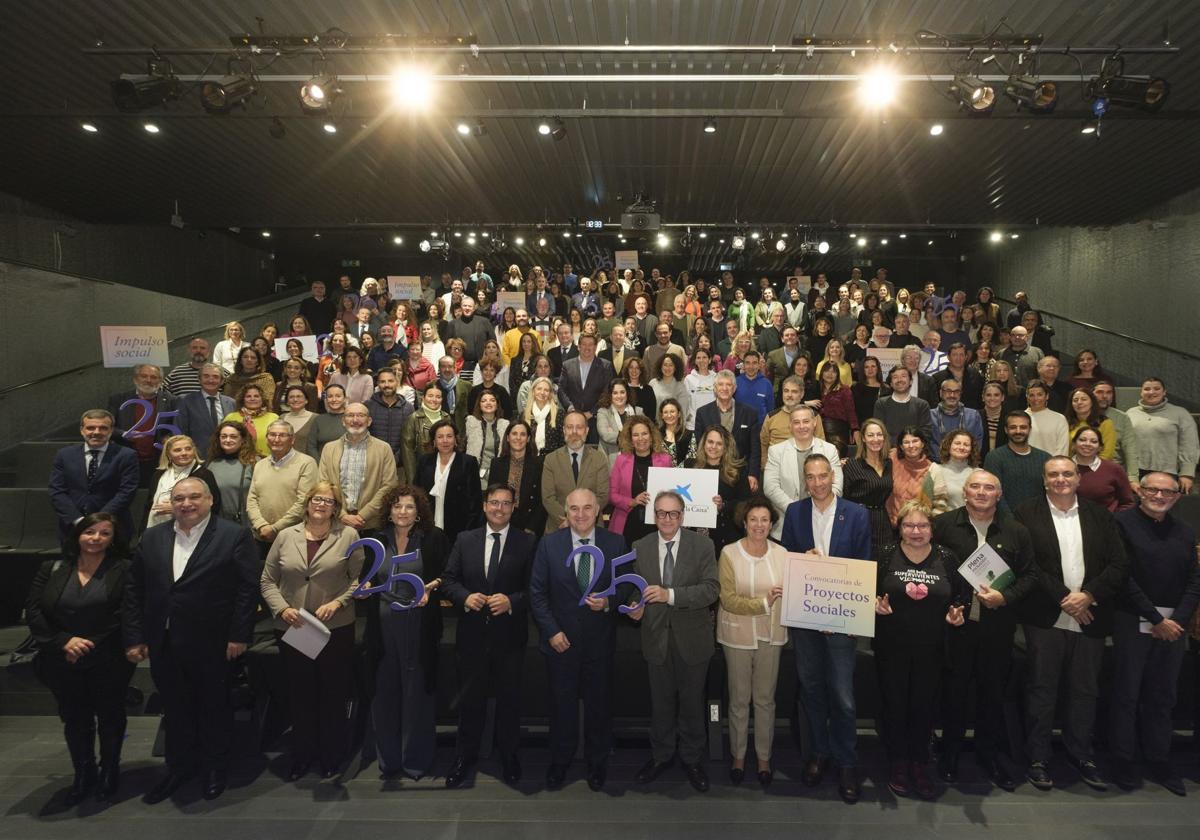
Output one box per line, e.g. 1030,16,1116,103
440,483,538,789
1110,473,1199,796
627,491,720,792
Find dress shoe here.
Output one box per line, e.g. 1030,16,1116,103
445,758,472,789
287,760,312,782
1149,762,1186,797
978,756,1017,792
910,762,937,800
887,761,910,797
319,764,338,780
686,763,710,793
1066,754,1108,792
143,770,189,805
1026,761,1054,791
545,763,566,790
201,769,227,801
937,748,959,783
801,756,829,787
837,766,861,804
96,763,121,802
587,763,606,792
501,754,522,785
65,762,97,806
635,757,674,785
757,768,773,789
1111,758,1139,791
728,766,744,785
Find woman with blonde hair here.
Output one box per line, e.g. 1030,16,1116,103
143,434,220,529
213,321,250,374
523,376,564,454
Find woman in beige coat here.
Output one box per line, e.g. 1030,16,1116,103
717,495,788,788
261,481,364,781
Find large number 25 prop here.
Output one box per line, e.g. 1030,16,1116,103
119,398,181,450
350,538,427,612
566,545,648,614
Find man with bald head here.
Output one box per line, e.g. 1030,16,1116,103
529,487,628,791
125,477,258,803
932,469,1038,791
317,402,398,531
999,324,1043,385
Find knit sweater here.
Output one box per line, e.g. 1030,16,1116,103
1126,399,1200,478
1115,506,1200,627
983,445,1051,516
246,450,318,533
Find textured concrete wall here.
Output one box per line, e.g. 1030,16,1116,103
0,261,307,450
964,187,1200,405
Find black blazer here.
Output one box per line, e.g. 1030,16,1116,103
441,526,538,650
547,344,579,380
693,401,763,479
139,464,222,532
1013,495,1130,637
415,452,484,539
48,444,141,542
559,356,615,415
27,554,130,660
489,454,547,535
123,516,259,652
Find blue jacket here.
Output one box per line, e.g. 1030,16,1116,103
735,373,775,424
176,391,237,449
529,525,626,655
929,405,984,461
781,497,873,561
48,444,140,542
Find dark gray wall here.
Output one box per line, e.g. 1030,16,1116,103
0,193,276,305
963,186,1200,405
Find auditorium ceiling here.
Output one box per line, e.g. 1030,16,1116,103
2,0,1198,249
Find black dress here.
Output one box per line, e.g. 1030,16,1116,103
841,457,895,561
622,453,658,544
852,382,885,430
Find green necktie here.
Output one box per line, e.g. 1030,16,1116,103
576,537,591,593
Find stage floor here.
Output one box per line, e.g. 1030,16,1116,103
3,717,1200,840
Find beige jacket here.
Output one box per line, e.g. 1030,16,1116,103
716,540,788,649
260,522,366,630
318,435,399,530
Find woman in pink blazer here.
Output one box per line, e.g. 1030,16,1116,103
609,415,674,543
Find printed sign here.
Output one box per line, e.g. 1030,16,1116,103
275,335,319,363
387,275,422,300
615,250,640,271
644,467,720,528
496,291,526,312
781,552,876,637
867,347,904,379
100,326,170,368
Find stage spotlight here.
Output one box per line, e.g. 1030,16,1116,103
929,123,944,136
856,237,867,247
393,235,403,245
537,119,551,136
1004,75,1058,112
817,240,830,254
549,117,566,141
703,118,717,133
949,76,996,115
750,231,760,240
731,235,746,251
563,231,572,238
1086,56,1169,112
300,74,338,112
453,231,462,238
657,233,670,247
143,122,160,134
391,67,433,109
537,237,547,247
456,120,471,135
201,75,255,114
989,231,1003,243
81,122,98,133
111,60,180,112
514,236,525,246
698,231,708,239
268,117,286,139
419,240,431,252
859,66,899,107
775,238,787,252
880,238,889,245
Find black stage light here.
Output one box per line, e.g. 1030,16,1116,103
1088,71,1169,112
201,75,256,113
949,75,996,114
111,60,180,112
550,117,566,141
1004,75,1058,112
300,74,338,112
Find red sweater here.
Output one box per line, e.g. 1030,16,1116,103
1076,458,1135,512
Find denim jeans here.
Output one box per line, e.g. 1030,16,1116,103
791,628,858,767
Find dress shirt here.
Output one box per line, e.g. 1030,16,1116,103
967,514,992,620
83,441,111,464
578,359,592,388
173,514,211,582
1047,495,1086,632
657,533,679,605
811,497,838,556
339,435,370,510
484,524,511,578
571,529,598,580
268,448,297,470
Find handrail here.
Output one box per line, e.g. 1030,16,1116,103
994,296,1200,362
0,289,308,399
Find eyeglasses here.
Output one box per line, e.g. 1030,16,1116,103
1141,487,1182,497
654,509,683,521
310,497,337,506
901,522,931,531
486,499,514,508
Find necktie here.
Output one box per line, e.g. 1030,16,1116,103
86,449,101,483
576,537,591,593
663,540,676,587
486,532,501,590
571,451,580,483
207,395,220,427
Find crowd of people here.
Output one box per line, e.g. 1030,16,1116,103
30,263,1200,808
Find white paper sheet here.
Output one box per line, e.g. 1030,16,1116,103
281,608,332,660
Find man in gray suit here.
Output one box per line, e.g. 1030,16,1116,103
628,490,720,792
558,334,614,418
176,364,236,449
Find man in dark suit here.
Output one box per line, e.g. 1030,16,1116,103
780,453,872,803
123,477,258,804
175,363,236,450
108,363,178,487
546,322,578,380
694,370,762,489
558,334,614,418
441,483,538,788
596,324,632,376
1014,456,1128,793
627,491,719,792
48,409,140,544
529,487,626,791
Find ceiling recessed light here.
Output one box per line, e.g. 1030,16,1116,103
718,238,726,244
537,120,551,136
750,231,760,240
898,233,907,239
514,236,525,246
143,122,160,134
322,122,337,134
927,239,934,245
456,121,471,135
703,118,717,133
929,123,944,136
392,235,403,245
989,231,1003,242
261,230,271,238
698,231,708,239
81,122,98,133
537,237,547,246
880,238,889,245
1010,233,1020,239
856,237,867,247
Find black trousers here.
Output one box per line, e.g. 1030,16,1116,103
1022,624,1104,763
875,643,942,763
1109,612,1187,763
545,640,612,768
37,647,135,769
455,635,525,762
941,619,1015,760
278,623,355,768
149,631,235,773
647,641,710,766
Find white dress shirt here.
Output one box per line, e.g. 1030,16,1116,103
483,524,510,577
172,514,211,582
810,497,838,556
1047,496,1086,632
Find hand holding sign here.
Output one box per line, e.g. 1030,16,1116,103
350,538,427,611
564,544,648,615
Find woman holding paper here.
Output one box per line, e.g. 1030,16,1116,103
717,496,787,786
260,481,365,782
873,501,968,800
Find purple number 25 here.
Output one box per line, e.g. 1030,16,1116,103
350,538,427,612
119,398,181,450
565,545,649,614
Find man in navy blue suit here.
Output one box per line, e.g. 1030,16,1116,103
780,453,872,804
529,487,627,791
175,364,236,451
48,409,140,543
441,483,538,789
123,477,258,804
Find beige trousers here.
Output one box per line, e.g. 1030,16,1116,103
723,640,782,761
